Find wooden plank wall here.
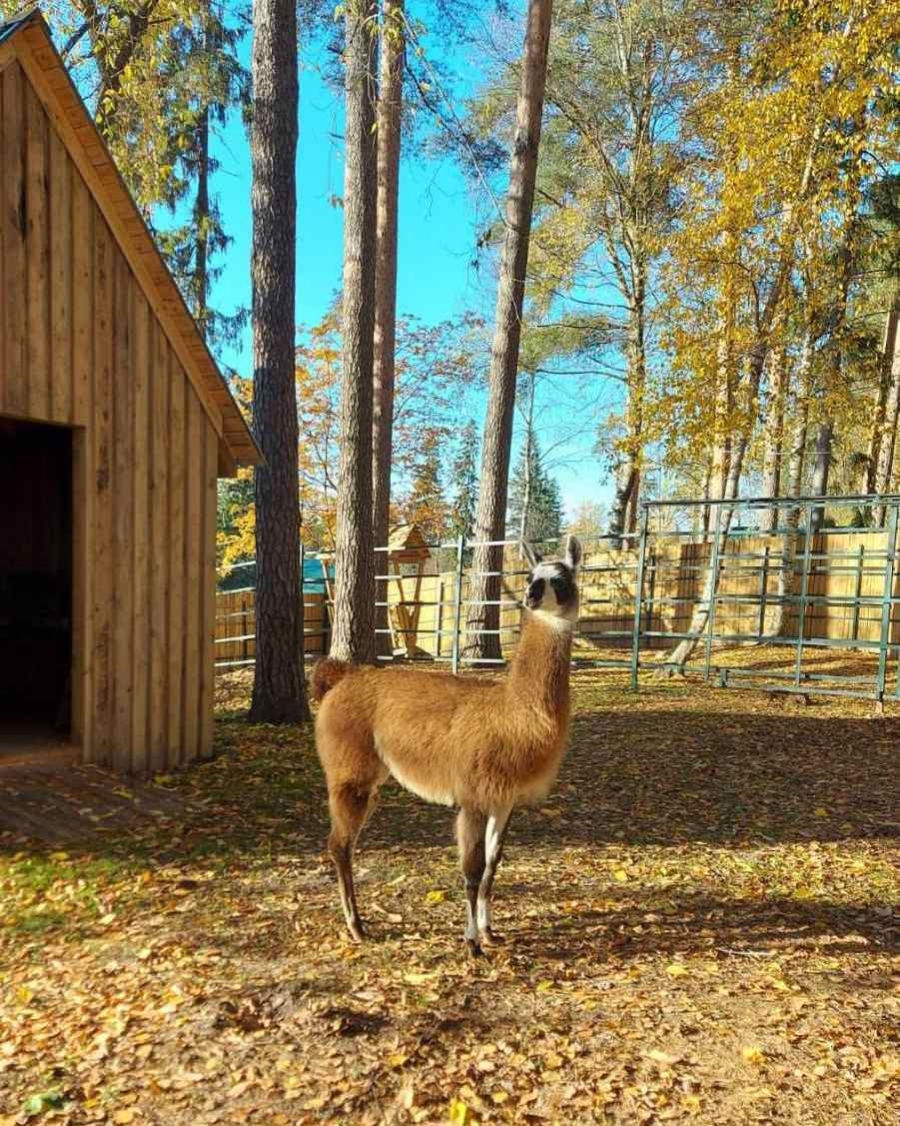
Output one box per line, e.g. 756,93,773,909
0,61,218,772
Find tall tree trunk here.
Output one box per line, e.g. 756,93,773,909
248,0,309,722
331,0,378,664
608,462,638,545
767,328,814,638
666,343,765,668
465,0,553,661
809,418,833,532
873,299,900,527
608,287,647,544
700,460,712,538
784,331,814,519
759,340,786,532
372,0,404,658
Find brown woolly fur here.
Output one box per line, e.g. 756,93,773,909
310,658,352,703
315,535,584,953
318,616,573,811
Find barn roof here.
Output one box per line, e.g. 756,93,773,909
0,9,260,472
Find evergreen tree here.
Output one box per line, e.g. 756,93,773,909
449,420,480,544
404,432,449,541
508,429,563,545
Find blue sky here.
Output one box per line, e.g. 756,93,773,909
205,17,611,518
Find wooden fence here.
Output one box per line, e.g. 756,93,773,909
215,529,900,665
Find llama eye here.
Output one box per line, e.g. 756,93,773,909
550,573,572,600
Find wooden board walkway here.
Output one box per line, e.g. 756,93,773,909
0,752,184,846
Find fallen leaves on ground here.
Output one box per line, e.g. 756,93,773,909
1,668,898,1123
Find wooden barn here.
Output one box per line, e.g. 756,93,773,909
0,11,259,773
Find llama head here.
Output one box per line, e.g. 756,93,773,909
522,535,582,625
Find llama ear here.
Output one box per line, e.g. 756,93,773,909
521,541,542,568
565,535,582,572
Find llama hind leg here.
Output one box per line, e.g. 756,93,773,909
478,807,512,946
327,777,382,942
456,807,487,957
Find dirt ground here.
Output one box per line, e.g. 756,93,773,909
0,668,898,1124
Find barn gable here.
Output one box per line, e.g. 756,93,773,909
0,10,252,773
0,8,258,472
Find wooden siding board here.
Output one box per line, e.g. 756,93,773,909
24,80,49,419
70,184,93,758
148,320,170,772
200,424,217,758
131,288,151,774
48,126,72,422
2,63,26,416
166,359,186,768
182,388,203,766
111,250,134,772
90,216,114,765
71,171,91,424
71,427,92,754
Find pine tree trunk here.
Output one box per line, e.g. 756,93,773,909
331,0,378,665
372,0,404,658
248,0,309,722
465,0,553,661
759,341,786,532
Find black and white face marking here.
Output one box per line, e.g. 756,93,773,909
522,535,582,624
524,560,578,622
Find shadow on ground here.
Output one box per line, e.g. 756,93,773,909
2,682,897,859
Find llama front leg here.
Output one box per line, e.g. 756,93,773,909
478,807,512,946
456,807,487,956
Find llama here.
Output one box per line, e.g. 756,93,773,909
312,535,582,955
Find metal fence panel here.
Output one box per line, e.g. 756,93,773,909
214,494,900,705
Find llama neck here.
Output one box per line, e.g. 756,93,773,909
506,611,573,719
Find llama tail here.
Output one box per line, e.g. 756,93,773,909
310,657,353,703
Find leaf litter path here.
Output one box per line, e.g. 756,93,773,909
1,671,898,1124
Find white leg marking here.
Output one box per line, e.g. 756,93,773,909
478,807,511,933
465,901,479,942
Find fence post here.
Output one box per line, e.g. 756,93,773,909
300,541,305,660
630,505,650,690
876,502,898,705
851,542,864,644
451,534,465,676
756,544,769,639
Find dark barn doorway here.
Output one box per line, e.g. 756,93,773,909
0,419,73,755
